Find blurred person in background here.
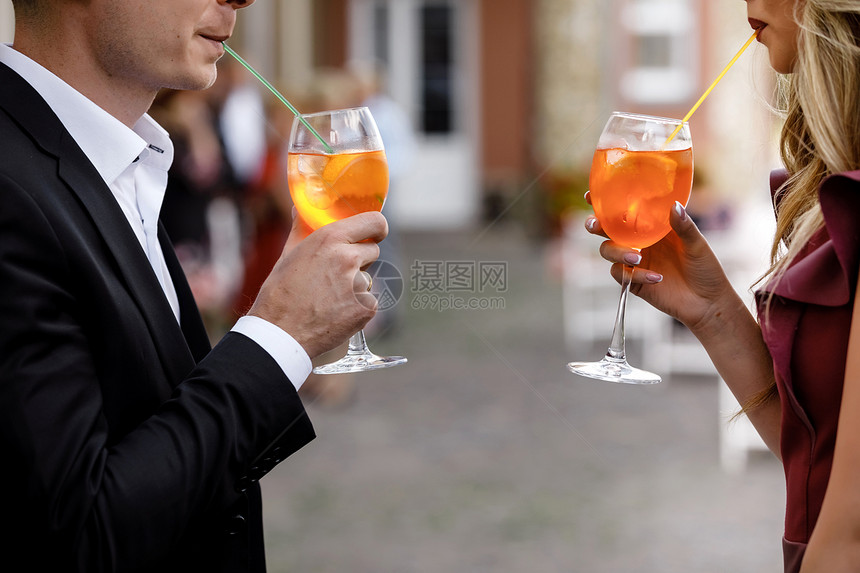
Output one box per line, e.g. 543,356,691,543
150,89,228,253
0,1,388,571
233,86,298,318
586,1,860,571
216,55,267,191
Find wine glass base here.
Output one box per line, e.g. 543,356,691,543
567,357,661,385
313,353,408,375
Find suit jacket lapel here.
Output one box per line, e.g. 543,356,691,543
159,225,212,363
0,62,199,385
60,131,200,385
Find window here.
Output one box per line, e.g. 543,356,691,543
372,2,390,65
420,3,455,134
620,0,698,105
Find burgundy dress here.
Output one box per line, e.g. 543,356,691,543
756,170,860,573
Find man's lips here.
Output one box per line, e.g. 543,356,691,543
197,26,232,44
200,33,230,43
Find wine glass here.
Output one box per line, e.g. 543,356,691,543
567,112,693,384
287,106,407,374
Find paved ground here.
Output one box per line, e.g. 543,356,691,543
260,224,786,573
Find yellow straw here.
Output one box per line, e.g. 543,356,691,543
665,29,760,145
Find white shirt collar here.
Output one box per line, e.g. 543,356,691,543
0,43,174,184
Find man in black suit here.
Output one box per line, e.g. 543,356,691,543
0,0,387,571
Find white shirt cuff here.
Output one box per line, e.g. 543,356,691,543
231,315,312,390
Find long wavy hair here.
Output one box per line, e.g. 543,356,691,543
767,1,860,281
744,1,860,412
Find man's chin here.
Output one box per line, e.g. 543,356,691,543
167,68,219,91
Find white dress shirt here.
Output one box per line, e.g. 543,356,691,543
0,43,311,389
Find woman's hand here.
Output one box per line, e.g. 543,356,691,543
585,196,736,337
586,194,781,451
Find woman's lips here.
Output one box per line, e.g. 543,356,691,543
748,18,768,36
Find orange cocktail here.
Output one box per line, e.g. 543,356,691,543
569,112,692,384
589,147,693,250
286,106,406,374
288,149,389,230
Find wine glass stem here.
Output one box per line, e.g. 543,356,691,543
606,264,634,361
347,330,371,356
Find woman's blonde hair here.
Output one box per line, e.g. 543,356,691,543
767,1,860,281
743,1,860,413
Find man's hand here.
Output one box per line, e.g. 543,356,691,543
248,211,389,358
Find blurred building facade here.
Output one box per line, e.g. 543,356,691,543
0,0,780,233
229,0,779,233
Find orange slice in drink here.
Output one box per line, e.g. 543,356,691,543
321,154,356,187
324,153,388,208
606,149,679,194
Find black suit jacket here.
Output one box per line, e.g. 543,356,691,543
0,62,315,572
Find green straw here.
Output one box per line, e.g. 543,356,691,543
222,43,334,154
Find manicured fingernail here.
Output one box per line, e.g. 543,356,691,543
585,217,597,231
624,253,642,265
645,272,663,283
674,201,687,221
